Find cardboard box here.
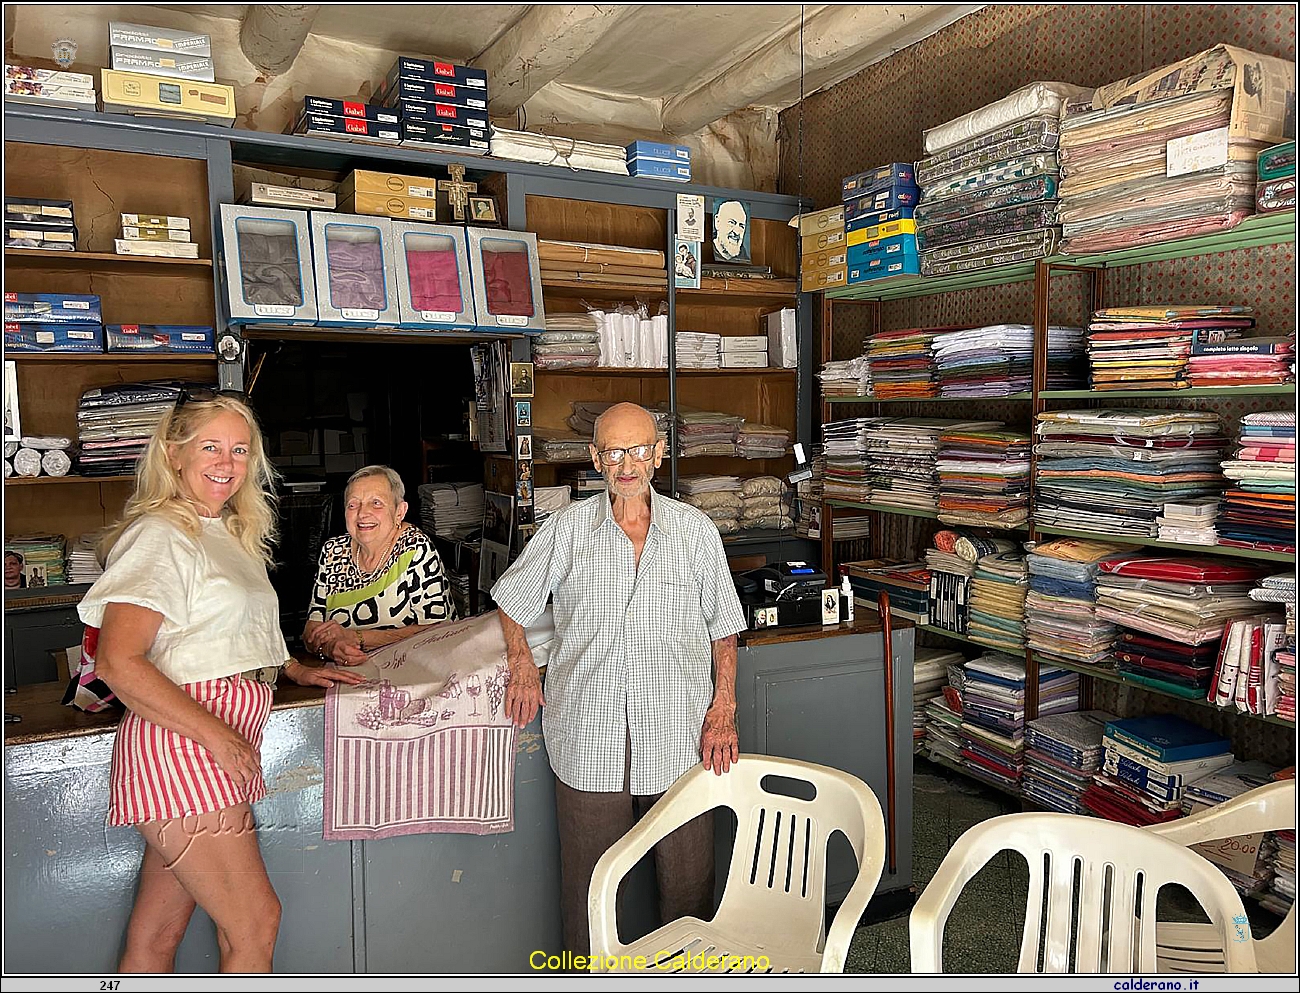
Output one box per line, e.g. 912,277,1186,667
844,186,920,220
303,95,399,125
841,162,916,201
109,21,211,55
114,238,199,258
399,120,490,154
121,212,189,229
219,204,317,325
848,252,920,283
245,183,337,210
802,248,847,271
3,79,96,110
4,292,102,324
397,100,489,130
5,224,76,248
847,218,917,247
385,57,488,90
377,77,487,110
801,229,846,253
764,308,797,369
100,70,235,126
626,140,691,162
801,267,847,292
846,206,916,234
797,205,845,235
627,157,691,181
309,212,401,327
720,350,768,368
390,221,476,330
4,322,104,352
109,46,215,82
339,169,441,201
120,225,192,242
719,335,768,352
294,113,400,144
847,235,918,267
338,191,439,222
5,65,94,87
7,198,74,223
466,228,546,332
106,324,215,352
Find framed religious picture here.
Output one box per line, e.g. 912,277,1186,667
515,400,531,427
517,478,533,505
510,361,535,398
467,195,500,226
709,198,751,264
517,433,532,460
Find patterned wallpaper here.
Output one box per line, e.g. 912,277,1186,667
790,5,1299,742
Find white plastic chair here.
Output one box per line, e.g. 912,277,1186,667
911,812,1258,973
1147,779,1295,974
587,754,886,973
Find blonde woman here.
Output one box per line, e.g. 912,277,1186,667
78,393,362,973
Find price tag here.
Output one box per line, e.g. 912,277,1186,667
63,300,90,309
1167,127,1229,177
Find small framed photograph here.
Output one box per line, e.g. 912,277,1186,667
515,400,531,427
510,361,534,398
517,478,533,504
517,434,532,460
468,195,500,226
518,460,532,483
710,198,751,264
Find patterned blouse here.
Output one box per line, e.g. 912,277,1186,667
306,525,455,631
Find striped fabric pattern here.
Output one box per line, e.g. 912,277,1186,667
108,676,274,826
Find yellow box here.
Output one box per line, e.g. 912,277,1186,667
100,69,234,126
846,219,916,247
797,205,845,236
801,228,846,253
802,248,847,271
338,191,439,222
801,267,847,292
338,169,441,203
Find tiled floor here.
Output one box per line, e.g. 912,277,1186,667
843,757,1284,974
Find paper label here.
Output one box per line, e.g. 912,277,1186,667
677,194,705,241
341,309,379,321
496,315,528,327
36,331,54,343
68,330,93,339
1192,832,1264,876
408,184,437,198
254,304,295,317
181,333,205,341
63,300,90,310
420,311,457,322
343,101,365,117
121,325,140,333
409,206,436,220
1167,127,1230,177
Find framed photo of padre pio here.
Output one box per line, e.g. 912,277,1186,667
709,198,751,264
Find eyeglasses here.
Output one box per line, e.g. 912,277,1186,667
595,444,657,466
177,385,247,407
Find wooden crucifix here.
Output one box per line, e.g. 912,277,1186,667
438,163,478,222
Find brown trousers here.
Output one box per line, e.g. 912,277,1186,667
554,740,714,958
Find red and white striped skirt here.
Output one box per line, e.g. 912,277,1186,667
108,675,275,827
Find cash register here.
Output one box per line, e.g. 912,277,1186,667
733,561,828,630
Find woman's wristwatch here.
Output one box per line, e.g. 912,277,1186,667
357,630,367,653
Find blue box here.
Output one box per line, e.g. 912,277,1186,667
626,140,691,163
4,292,102,324
105,324,215,352
385,57,488,90
303,96,399,125
628,157,691,182
396,99,489,130
844,186,920,220
841,162,915,201
846,206,916,233
375,77,486,110
848,250,921,283
846,234,919,267
4,321,104,351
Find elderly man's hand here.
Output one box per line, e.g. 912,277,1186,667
701,701,739,775
504,656,544,728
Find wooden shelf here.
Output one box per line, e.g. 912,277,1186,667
534,366,796,377
1040,385,1295,399
240,325,526,345
5,474,134,486
7,352,216,362
540,277,667,299
1034,525,1296,564
824,392,1032,403
827,498,1029,532
4,248,213,270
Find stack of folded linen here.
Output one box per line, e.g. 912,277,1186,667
5,533,68,587
735,423,789,460
532,486,571,527
932,324,1085,397
566,401,672,444
925,677,965,766
865,327,952,399
1034,409,1227,538
817,355,871,397
675,331,722,369
488,126,628,174
916,81,1087,276
1086,305,1256,391
1023,710,1117,814
1219,411,1296,554
821,417,879,503
738,476,793,532
914,648,964,754
866,417,1001,512
535,433,592,463
969,550,1030,654
66,531,106,585
1024,538,1130,670
76,382,184,476
1157,498,1221,546
1256,140,1296,215
678,475,743,534
936,430,1031,529
417,482,484,540
845,559,932,623
1186,334,1294,388
676,409,741,458
533,313,601,370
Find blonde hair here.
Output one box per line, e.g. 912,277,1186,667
100,395,279,566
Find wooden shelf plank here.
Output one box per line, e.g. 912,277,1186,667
6,352,216,362
1034,525,1296,564
4,248,213,270
535,366,796,377
5,474,134,486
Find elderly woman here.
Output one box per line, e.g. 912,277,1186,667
78,394,363,973
303,465,455,665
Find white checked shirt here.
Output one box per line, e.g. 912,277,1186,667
491,487,747,794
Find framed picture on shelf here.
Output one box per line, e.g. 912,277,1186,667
467,195,500,226
709,198,751,264
510,361,535,398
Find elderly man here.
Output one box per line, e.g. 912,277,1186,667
491,402,746,957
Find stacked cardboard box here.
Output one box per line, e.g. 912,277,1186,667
373,57,490,155
5,197,77,252
842,163,920,284
4,65,95,111
626,140,691,182
798,205,846,292
101,21,234,127
115,212,198,259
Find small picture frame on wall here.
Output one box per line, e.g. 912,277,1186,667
510,361,535,398
515,400,531,427
467,195,500,226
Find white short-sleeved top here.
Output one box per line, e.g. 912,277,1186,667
78,514,290,685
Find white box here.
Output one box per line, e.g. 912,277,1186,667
389,221,475,330
309,211,401,327
720,335,768,352
109,21,212,56
220,204,317,325
764,308,797,369
720,351,769,368
114,238,199,258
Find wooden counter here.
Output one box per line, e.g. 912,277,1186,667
738,611,904,648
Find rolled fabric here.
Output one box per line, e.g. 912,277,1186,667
41,449,72,477
13,447,42,477
933,530,961,554
20,435,73,451
4,458,12,478
4,440,17,459
954,535,1017,563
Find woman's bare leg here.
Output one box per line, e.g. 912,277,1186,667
119,842,198,972
135,804,281,973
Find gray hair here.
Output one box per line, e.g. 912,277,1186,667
345,465,405,504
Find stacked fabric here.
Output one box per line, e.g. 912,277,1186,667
1023,710,1117,814
864,327,950,399
931,324,1085,396
1034,409,1227,538
959,652,1080,794
1058,45,1294,253
821,417,877,503
1187,334,1294,388
817,356,871,398
969,551,1029,653
1182,762,1281,901
76,382,183,476
1085,306,1256,391
1024,538,1129,670
675,331,722,370
1256,140,1296,215
676,409,741,458
678,475,742,534
66,532,105,585
867,417,1001,512
533,313,600,370
417,482,484,540
1157,498,1220,546
914,648,964,754
488,126,627,174
1096,555,1267,699
738,476,792,532
735,423,789,460
916,81,1086,276
566,402,672,443
936,430,1030,529
588,308,669,368
5,534,68,587
1263,825,1296,917
1210,612,1288,717
535,433,591,463
1083,715,1233,827
1250,574,1297,723
1219,411,1296,554
6,434,74,479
